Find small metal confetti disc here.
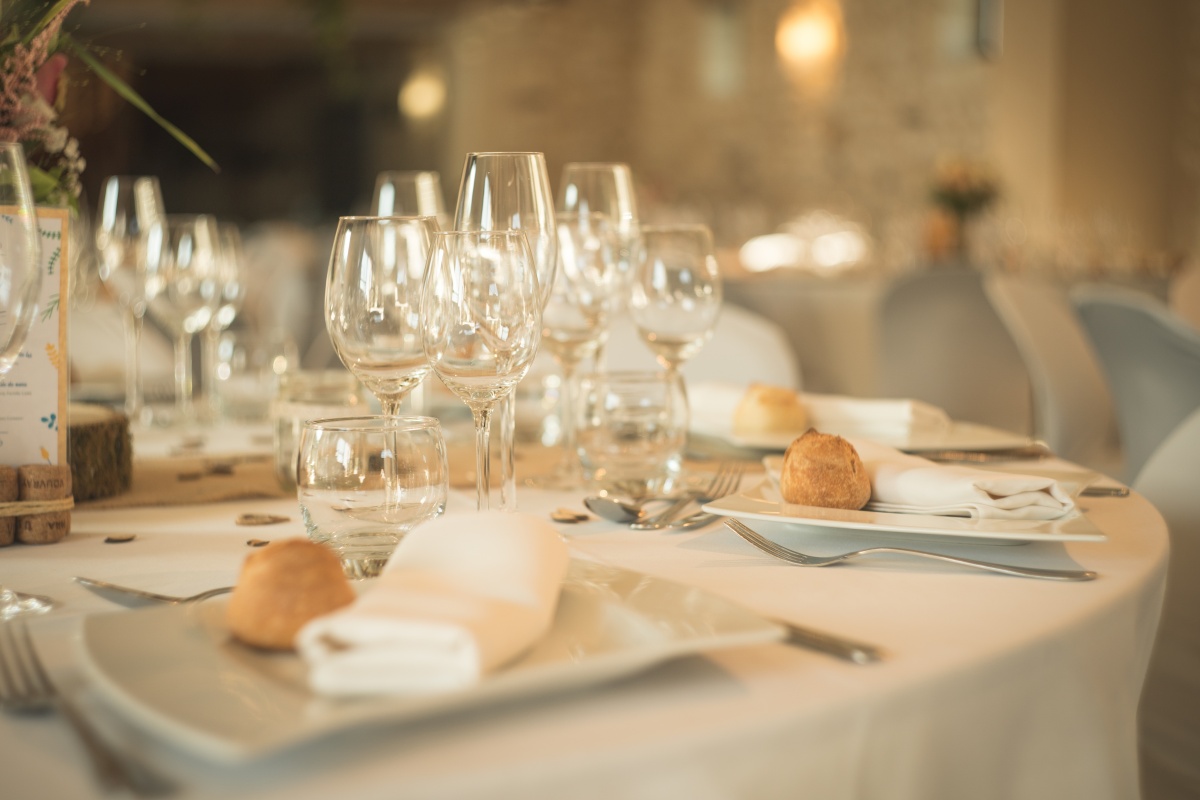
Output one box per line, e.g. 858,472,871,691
104,534,137,543
235,513,290,526
176,472,203,482
245,539,271,547
551,508,590,523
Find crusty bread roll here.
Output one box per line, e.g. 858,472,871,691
733,384,808,436
226,538,355,651
779,429,871,510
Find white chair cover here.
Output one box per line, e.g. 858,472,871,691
876,269,1032,435
1071,285,1200,483
604,303,802,389
1134,407,1200,800
984,274,1123,476
1168,265,1200,331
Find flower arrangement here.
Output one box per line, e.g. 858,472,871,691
0,0,215,210
930,157,999,219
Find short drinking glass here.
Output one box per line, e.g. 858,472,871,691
298,416,448,579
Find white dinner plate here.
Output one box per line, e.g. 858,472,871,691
702,479,1107,544
691,419,1036,454
79,560,784,764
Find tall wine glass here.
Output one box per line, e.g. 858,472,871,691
146,214,221,426
453,152,557,510
373,170,450,228
325,216,438,416
628,223,723,410
557,162,639,367
200,221,247,422
421,230,542,511
0,142,49,618
535,212,623,488
94,175,166,425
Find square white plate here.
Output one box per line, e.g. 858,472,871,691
79,560,783,763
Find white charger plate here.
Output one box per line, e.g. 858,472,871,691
691,419,1036,454
79,560,783,764
702,479,1107,544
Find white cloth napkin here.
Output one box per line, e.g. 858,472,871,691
850,438,1076,520
687,381,950,441
295,511,570,697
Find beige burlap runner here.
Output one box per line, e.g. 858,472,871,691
76,454,289,510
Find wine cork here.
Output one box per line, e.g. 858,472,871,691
0,466,16,546
17,465,72,545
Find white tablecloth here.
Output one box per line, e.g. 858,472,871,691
0,458,1167,800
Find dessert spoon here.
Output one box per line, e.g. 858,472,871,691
74,576,233,608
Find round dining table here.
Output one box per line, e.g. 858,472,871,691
0,424,1167,800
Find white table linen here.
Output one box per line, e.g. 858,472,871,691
0,459,1166,800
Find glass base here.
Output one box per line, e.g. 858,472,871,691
0,587,55,619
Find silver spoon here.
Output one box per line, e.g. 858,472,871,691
583,494,679,523
74,576,233,608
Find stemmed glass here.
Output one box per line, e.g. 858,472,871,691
421,231,542,511
94,175,167,425
373,170,450,228
146,214,221,426
535,212,623,488
200,222,247,422
557,162,639,366
325,216,438,416
453,152,557,510
0,142,49,617
628,223,723,409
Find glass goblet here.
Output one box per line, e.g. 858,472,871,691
453,152,557,510
200,221,247,422
325,216,438,417
373,170,450,229
421,230,542,511
94,174,167,425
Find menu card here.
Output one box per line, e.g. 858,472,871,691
0,207,69,467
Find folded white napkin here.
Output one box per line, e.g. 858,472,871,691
295,511,570,697
851,438,1076,520
687,381,950,441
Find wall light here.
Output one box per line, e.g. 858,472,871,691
399,64,446,121
775,0,845,91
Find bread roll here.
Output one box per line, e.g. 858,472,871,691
226,538,355,650
733,384,808,435
779,429,871,510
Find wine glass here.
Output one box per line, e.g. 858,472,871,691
0,142,49,618
557,162,639,367
453,152,557,510
535,212,623,488
94,175,167,425
373,170,450,228
200,221,247,422
146,214,221,426
628,223,723,389
325,216,438,416
421,230,542,511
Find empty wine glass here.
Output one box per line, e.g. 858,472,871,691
94,175,167,425
146,214,221,426
200,221,247,422
628,223,723,382
373,170,450,228
421,230,542,511
0,142,49,618
325,216,438,416
557,162,639,366
453,152,557,510
534,212,623,488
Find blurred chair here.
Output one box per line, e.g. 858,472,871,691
1134,407,1200,800
876,269,1032,435
605,302,802,389
1071,285,1200,483
1168,265,1200,331
984,274,1123,476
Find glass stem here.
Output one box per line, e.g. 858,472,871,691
380,397,404,417
379,394,405,505
559,359,580,477
498,393,517,511
200,326,220,423
174,332,195,424
122,310,143,423
472,405,494,512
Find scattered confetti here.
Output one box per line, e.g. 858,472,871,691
245,539,271,547
177,472,203,482
551,508,590,523
235,513,290,526
104,534,136,543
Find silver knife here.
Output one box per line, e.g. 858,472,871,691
774,619,884,664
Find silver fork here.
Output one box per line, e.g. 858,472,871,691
723,518,1097,581
0,621,176,797
631,462,746,530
